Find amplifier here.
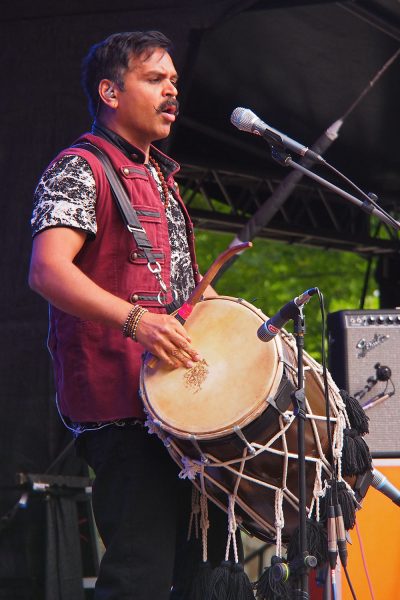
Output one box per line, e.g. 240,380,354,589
327,309,400,456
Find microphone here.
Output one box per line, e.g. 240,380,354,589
362,391,394,411
354,375,377,400
327,504,338,569
371,468,400,506
231,107,323,162
257,287,318,342
354,363,392,402
334,504,347,567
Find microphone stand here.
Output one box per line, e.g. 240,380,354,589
266,299,317,597
257,141,399,595
291,305,315,598
267,144,400,232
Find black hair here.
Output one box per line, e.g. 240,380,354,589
81,31,172,117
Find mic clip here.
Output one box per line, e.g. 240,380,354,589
261,128,286,150
270,145,292,167
291,388,306,419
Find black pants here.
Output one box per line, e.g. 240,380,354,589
77,425,240,600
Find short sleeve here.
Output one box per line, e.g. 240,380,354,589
31,154,97,238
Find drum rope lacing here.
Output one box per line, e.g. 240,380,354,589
144,327,354,560
225,495,240,563
186,470,212,564
187,486,200,541
224,450,247,563
177,366,349,558
199,472,210,564
309,460,324,522
275,489,285,558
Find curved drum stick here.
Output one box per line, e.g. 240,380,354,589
147,241,252,368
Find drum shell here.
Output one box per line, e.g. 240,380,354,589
141,297,337,542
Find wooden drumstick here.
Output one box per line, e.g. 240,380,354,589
146,241,252,368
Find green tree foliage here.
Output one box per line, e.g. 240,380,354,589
195,230,379,361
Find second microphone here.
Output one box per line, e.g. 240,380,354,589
257,288,318,343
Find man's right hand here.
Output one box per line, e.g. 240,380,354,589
29,227,201,369
135,311,202,369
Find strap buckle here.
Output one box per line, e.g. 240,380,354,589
147,262,177,306
127,224,146,234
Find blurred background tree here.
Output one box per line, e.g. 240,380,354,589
195,230,379,361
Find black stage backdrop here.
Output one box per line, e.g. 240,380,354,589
0,2,257,596
1,0,400,596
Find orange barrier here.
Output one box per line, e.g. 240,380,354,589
342,460,400,600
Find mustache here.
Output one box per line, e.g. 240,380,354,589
155,99,180,116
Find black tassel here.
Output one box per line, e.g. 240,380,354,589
340,389,369,434
320,479,357,531
228,562,255,600
188,560,212,600
255,556,291,600
336,483,357,530
209,560,233,600
287,518,328,567
342,428,372,476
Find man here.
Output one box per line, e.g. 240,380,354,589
29,31,226,600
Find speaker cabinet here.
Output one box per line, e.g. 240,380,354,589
327,309,400,456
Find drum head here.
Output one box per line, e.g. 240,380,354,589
141,297,283,439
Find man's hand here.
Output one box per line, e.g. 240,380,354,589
135,311,201,369
29,227,203,369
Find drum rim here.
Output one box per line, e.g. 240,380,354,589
141,296,285,440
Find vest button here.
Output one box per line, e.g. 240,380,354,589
130,293,139,303
123,167,130,175
129,251,139,262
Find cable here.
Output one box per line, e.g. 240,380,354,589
337,4,400,43
355,520,375,600
320,160,399,228
331,568,338,600
317,288,336,477
343,563,359,600
54,391,116,436
361,376,395,412
317,45,400,229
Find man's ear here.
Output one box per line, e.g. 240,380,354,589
98,79,118,109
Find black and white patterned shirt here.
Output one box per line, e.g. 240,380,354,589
146,161,195,306
31,154,195,306
32,154,97,236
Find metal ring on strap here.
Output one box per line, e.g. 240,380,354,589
147,261,162,274
157,287,178,306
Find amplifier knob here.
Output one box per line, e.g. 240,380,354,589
387,315,394,324
367,316,376,324
377,316,385,324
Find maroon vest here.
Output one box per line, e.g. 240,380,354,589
47,133,200,422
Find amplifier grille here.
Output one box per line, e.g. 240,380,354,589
328,309,400,455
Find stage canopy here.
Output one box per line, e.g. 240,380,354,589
1,1,399,595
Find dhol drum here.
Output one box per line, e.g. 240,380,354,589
140,296,347,543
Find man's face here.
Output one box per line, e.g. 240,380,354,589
113,47,178,150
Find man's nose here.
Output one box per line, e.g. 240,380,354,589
164,80,178,96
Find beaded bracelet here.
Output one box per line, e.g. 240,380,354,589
122,305,148,341
130,307,148,341
122,306,142,337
